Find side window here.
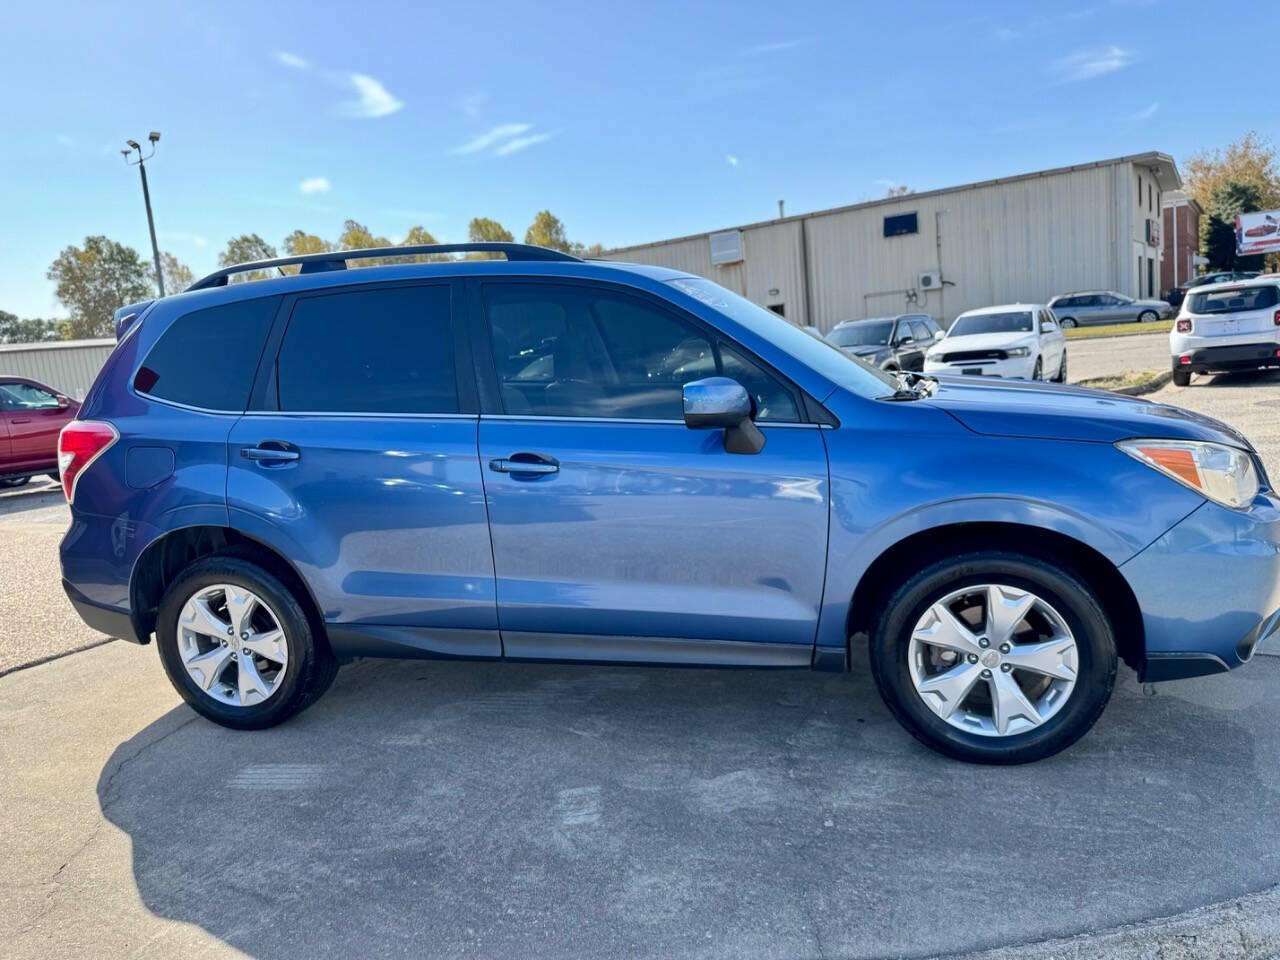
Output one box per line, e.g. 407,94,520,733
276,285,458,414
135,297,279,411
909,320,931,342
720,344,799,422
483,283,799,422
0,382,59,409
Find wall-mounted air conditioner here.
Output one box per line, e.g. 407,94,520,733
918,270,942,291
710,230,744,265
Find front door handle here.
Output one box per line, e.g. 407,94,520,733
489,453,559,476
241,444,300,463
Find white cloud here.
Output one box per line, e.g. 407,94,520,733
461,92,488,118
298,176,332,194
726,154,739,167
339,73,404,118
738,39,807,55
273,50,310,70
160,231,208,248
453,123,532,155
1051,45,1133,82
494,131,556,156
1131,101,1159,120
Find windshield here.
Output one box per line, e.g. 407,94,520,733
948,311,1034,336
666,277,900,398
828,321,892,348
1189,285,1279,315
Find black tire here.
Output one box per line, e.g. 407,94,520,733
1138,310,1158,324
47,473,61,484
1031,357,1043,380
869,551,1117,764
156,555,338,730
1059,317,1077,329
0,476,31,488
1172,366,1191,387
1055,351,1068,383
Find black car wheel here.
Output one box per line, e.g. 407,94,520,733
1172,363,1191,387
1055,352,1068,383
1138,310,1158,324
0,476,31,489
1059,317,1077,329
156,555,338,730
869,551,1117,764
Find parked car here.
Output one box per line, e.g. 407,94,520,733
1047,291,1173,328
1164,272,1261,310
825,314,942,372
923,304,1066,381
0,376,78,488
1169,277,1280,386
58,242,1280,764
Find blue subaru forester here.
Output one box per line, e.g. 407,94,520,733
59,243,1280,763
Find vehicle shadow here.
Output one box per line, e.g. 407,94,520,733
1201,369,1280,388
97,653,1280,959
0,478,65,517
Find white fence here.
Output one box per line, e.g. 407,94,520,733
0,339,115,399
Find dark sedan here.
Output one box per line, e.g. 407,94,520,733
825,314,942,372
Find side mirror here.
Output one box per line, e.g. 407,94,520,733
895,336,914,347
934,329,945,341
682,377,765,455
1040,322,1053,334
56,394,70,409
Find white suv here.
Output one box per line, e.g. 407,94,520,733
1169,277,1280,386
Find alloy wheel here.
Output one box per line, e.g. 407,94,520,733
176,583,289,707
908,584,1078,737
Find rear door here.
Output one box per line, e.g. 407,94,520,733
471,278,829,663
227,280,499,657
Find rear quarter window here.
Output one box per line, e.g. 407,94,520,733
1188,285,1279,315
135,296,280,410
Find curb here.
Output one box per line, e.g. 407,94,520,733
1077,370,1172,397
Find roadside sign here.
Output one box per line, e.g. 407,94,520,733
1237,210,1280,256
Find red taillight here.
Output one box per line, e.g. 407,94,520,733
1176,318,1192,333
57,421,118,503
1179,355,1192,365
1273,309,1280,326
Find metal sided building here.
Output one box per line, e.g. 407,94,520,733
602,152,1181,331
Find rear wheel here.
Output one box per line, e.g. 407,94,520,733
1059,317,1077,329
0,476,30,489
156,556,338,730
47,473,60,484
869,551,1117,764
1138,310,1158,324
1172,364,1191,387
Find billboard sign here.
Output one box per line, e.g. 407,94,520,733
1237,210,1280,256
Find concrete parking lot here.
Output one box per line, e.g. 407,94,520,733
4,331,1280,959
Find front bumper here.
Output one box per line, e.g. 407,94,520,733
1121,495,1280,681
923,354,1037,379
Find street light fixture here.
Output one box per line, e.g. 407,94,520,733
122,133,166,296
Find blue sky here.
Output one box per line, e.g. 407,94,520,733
2,0,1277,318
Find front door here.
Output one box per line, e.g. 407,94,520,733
227,281,499,657
472,279,829,664
0,380,66,469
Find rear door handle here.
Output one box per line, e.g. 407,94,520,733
489,454,559,476
241,444,300,463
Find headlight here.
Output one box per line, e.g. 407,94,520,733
1006,347,1031,358
925,348,942,360
1118,439,1260,509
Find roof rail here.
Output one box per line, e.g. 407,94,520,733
187,242,581,291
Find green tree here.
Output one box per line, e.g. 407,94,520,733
1202,181,1268,272
46,236,155,339
159,252,194,294
466,217,515,259
0,311,61,343
218,234,279,283
570,242,605,258
338,220,392,267
524,210,571,252
282,230,334,256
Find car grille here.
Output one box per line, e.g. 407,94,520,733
940,349,1007,363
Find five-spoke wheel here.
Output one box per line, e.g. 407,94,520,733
176,583,290,707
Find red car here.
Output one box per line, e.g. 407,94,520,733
0,377,80,488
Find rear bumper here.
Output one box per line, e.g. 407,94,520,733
1121,496,1280,681
62,579,144,644
1170,339,1280,374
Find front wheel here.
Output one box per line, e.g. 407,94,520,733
1055,351,1068,383
156,555,338,730
869,551,1117,764
1138,310,1158,324
0,476,31,489
1031,357,1043,380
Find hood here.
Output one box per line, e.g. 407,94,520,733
935,331,1036,352
843,344,890,359
922,376,1252,447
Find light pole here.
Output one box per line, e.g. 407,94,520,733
122,132,165,296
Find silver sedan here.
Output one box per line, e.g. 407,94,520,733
1046,291,1174,328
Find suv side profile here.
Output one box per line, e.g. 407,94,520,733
825,314,942,372
60,243,1280,764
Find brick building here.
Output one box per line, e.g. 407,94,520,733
1161,190,1201,295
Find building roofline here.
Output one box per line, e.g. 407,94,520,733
0,337,114,353
603,152,1183,256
